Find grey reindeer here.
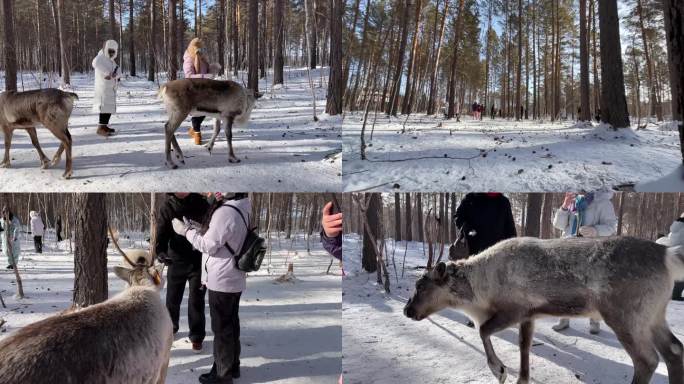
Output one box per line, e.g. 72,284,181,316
158,78,260,169
404,236,684,384
0,89,78,179
0,232,173,384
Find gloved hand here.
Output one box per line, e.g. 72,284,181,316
156,252,173,266
172,217,189,236
579,226,598,237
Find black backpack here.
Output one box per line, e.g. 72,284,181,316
224,205,267,272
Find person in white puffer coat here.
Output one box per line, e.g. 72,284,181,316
551,190,618,334
29,211,44,254
657,215,684,301
92,40,120,137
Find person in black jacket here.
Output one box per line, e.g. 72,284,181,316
155,193,210,353
453,193,517,256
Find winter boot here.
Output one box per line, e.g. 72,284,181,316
589,319,601,334
192,341,203,354
552,318,570,332
97,124,114,137
194,131,202,145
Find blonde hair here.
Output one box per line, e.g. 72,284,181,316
185,38,204,59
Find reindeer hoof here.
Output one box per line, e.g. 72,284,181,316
498,366,508,384
41,161,50,169
0,161,10,168
62,171,72,179
516,378,529,384
229,157,241,163
51,158,61,167
165,161,178,170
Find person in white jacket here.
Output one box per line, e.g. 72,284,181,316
551,190,617,334
172,192,250,384
29,211,45,254
657,214,684,300
92,40,120,137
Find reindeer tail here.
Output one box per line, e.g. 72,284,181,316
666,246,684,281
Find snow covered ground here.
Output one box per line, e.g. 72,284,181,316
342,234,684,384
0,68,341,192
0,230,341,384
342,113,682,192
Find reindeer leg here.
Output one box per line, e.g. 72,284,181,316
1,128,12,168
170,134,185,165
517,320,534,384
46,123,73,179
25,127,50,169
51,142,65,167
206,118,222,154
164,114,185,169
603,315,659,384
479,311,522,384
653,321,684,384
226,115,240,163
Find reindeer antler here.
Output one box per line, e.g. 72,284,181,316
108,226,138,267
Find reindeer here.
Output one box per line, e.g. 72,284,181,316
404,236,684,384
0,229,173,384
0,89,78,179
158,78,261,169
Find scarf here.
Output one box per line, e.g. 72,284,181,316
570,193,594,236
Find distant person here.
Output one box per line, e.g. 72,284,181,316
29,211,44,254
155,193,210,353
471,102,480,120
478,104,485,121
490,105,495,120
552,191,617,334
55,215,63,242
657,214,684,301
92,40,120,137
183,38,215,146
1,206,21,269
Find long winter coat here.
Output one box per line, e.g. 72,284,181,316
453,193,517,255
29,211,44,237
657,218,684,247
185,197,251,293
553,191,618,238
1,216,21,265
92,40,120,114
155,193,209,267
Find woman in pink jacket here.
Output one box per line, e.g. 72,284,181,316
183,38,213,145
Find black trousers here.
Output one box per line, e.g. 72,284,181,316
192,116,205,132
56,228,62,242
165,261,206,343
99,113,112,125
209,290,242,379
33,236,42,253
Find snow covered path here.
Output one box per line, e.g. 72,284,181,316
342,113,681,192
0,231,342,384
0,68,341,192
342,235,684,384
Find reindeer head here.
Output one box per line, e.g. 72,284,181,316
404,262,473,321
109,227,163,290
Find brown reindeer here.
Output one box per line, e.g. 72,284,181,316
404,236,684,384
158,78,260,169
0,229,173,384
0,89,78,179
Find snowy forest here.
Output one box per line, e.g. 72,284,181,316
0,0,344,191
0,192,342,383
342,192,684,383
342,0,684,192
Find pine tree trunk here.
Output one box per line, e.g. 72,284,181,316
662,0,683,162
56,0,70,85
147,0,157,81
401,0,423,115
247,0,259,92
405,193,412,241
426,0,448,115
515,0,522,120
129,0,136,76
325,0,344,115
579,0,590,121
598,0,630,128
387,0,410,117
232,0,239,76
1,0,17,91
637,0,661,121
168,0,178,80
109,0,117,40
524,193,542,237
446,0,465,119
362,193,381,273
72,194,108,308
273,0,284,85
